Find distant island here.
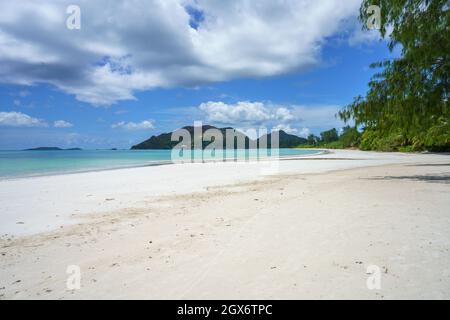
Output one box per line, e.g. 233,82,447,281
131,125,307,150
24,147,83,151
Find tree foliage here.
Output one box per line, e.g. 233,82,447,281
320,128,339,143
297,127,361,149
307,134,320,146
339,0,449,151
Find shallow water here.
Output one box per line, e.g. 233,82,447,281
0,148,320,179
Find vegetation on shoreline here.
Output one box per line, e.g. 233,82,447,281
296,126,362,150
337,0,449,152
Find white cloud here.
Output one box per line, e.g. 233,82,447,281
199,101,275,124
272,123,312,138
112,120,154,131
199,101,302,128
275,107,295,122
298,127,311,138
273,123,298,135
348,26,382,46
198,101,344,135
54,120,73,128
0,0,361,106
0,111,47,127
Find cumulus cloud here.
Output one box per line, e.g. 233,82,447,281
198,101,308,129
0,111,47,127
298,127,311,138
199,101,276,124
0,0,361,106
198,101,344,135
275,107,295,122
54,120,73,128
272,123,298,135
111,120,154,130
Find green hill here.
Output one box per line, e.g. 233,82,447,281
131,125,307,150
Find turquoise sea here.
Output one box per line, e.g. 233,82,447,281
0,149,319,179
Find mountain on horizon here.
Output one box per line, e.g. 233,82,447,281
131,125,307,150
24,147,83,151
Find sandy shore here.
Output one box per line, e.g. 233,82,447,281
0,150,449,299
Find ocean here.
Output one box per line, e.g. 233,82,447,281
0,149,320,179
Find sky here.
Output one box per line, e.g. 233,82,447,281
0,0,395,150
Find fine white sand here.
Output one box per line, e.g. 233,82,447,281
1,149,446,236
0,149,449,299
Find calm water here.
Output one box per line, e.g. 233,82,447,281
0,149,319,179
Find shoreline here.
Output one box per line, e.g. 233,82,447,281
0,149,326,182
0,149,448,238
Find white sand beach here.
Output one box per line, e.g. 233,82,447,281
0,149,449,299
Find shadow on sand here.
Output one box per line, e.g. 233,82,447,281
407,163,450,167
368,173,450,185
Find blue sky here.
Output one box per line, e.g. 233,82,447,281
0,0,393,149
